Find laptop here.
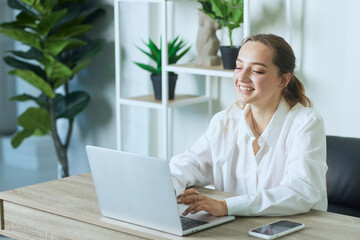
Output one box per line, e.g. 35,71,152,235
86,145,235,236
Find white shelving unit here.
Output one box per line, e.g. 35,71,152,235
114,0,249,160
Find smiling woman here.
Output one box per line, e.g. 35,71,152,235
170,34,327,217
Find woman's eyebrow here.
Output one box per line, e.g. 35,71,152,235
236,59,269,68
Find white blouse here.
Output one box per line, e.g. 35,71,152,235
169,99,328,216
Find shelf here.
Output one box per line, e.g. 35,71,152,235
119,94,210,109
114,0,242,159
166,63,234,78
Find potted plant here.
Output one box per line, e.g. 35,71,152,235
134,36,191,100
197,0,244,69
0,0,105,178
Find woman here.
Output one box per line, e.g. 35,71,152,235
170,34,327,217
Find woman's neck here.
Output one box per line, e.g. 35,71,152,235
249,97,282,135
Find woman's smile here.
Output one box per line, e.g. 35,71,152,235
239,85,255,93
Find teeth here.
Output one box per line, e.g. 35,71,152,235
240,86,254,91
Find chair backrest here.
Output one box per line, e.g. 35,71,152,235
326,135,360,210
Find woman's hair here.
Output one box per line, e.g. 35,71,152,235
242,34,312,108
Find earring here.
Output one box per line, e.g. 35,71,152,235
278,80,283,88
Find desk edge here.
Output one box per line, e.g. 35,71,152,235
1,199,180,240
0,230,30,240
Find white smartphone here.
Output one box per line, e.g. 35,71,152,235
248,220,305,239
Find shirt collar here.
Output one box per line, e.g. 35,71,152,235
238,104,253,142
237,99,290,148
261,98,289,149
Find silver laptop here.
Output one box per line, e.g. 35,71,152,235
86,145,235,236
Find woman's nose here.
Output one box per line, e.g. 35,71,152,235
234,70,250,83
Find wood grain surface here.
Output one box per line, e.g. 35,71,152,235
0,173,359,240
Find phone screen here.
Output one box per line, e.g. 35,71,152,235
251,220,303,236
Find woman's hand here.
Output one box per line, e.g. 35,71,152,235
177,188,228,217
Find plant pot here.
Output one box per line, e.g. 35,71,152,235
151,73,178,100
220,46,241,69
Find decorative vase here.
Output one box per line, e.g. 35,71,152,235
150,73,178,100
220,46,241,69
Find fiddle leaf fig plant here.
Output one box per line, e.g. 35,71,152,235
0,0,105,178
197,0,244,48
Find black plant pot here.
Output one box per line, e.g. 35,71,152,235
151,73,178,100
220,46,240,69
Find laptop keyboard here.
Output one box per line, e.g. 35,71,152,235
180,216,208,231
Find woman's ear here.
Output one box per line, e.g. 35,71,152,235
279,73,291,88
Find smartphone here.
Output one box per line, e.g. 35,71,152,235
248,220,305,239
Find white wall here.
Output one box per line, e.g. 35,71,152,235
2,0,360,176
302,1,360,137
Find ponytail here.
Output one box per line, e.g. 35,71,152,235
282,74,312,108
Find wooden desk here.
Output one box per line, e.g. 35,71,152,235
1,173,359,240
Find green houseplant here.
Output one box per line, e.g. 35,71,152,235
0,0,105,178
134,36,191,100
197,0,244,69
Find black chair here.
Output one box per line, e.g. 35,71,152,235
326,135,360,217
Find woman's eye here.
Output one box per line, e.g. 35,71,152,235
253,70,264,74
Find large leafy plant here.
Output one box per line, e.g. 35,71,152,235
134,36,191,75
0,0,105,177
197,0,244,48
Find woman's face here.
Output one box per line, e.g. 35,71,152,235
233,41,284,108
